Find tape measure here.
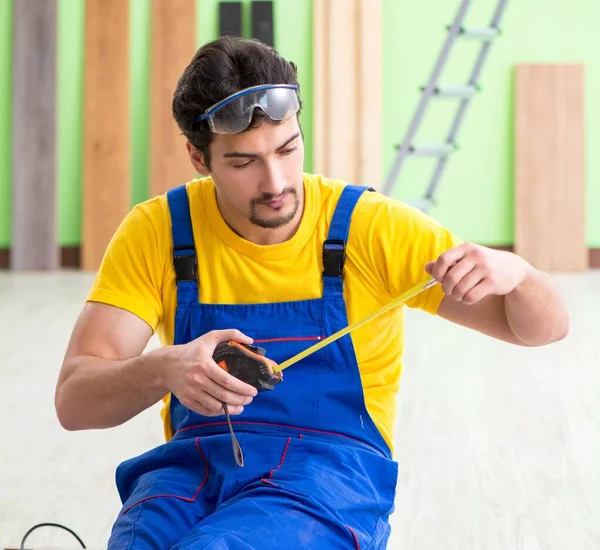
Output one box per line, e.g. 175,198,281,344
215,275,438,379
213,276,438,466
273,276,438,372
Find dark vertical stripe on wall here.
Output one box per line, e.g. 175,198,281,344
12,0,59,270
251,1,274,46
82,0,130,271
219,2,243,37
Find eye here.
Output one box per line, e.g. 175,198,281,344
279,146,297,156
232,160,253,169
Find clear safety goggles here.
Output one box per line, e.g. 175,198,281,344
192,84,300,134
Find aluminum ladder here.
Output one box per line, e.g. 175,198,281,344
381,0,510,212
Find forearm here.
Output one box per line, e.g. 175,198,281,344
504,264,570,346
55,346,171,431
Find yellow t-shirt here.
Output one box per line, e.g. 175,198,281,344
88,173,461,452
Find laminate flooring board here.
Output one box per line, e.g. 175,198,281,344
150,0,197,197
311,0,328,177
514,64,587,271
82,0,129,272
12,0,58,270
326,0,359,183
312,0,382,187
1,272,599,549
358,0,382,189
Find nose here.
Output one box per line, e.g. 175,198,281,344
260,159,286,196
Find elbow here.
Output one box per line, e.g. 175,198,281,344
54,383,82,431
525,311,570,347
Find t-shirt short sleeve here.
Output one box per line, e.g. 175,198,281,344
352,193,463,315
86,202,167,332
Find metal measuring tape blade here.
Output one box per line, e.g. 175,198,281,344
274,277,439,372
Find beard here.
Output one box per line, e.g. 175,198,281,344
249,188,300,229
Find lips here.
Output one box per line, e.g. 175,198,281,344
262,194,287,209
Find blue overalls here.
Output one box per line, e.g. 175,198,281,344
107,184,399,549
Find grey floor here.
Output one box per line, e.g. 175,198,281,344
1,270,599,549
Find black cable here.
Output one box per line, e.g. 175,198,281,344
20,522,86,550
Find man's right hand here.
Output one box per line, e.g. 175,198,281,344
162,329,259,417
55,302,258,431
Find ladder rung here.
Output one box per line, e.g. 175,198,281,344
458,26,500,40
423,85,478,98
407,144,456,157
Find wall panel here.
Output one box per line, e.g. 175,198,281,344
514,64,586,271
82,0,130,271
12,0,58,270
150,0,197,197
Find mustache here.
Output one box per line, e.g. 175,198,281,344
252,187,297,204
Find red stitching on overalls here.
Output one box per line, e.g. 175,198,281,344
346,526,361,549
121,437,209,514
176,421,362,445
260,478,277,486
260,436,291,485
269,437,291,477
253,336,323,343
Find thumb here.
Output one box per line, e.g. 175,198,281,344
424,261,434,275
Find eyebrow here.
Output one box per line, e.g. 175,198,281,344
223,132,301,159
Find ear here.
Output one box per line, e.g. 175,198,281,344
186,142,210,176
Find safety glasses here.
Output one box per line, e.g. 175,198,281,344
192,84,300,134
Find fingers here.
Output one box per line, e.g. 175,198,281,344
426,243,503,304
442,258,479,299
181,393,245,417
426,245,467,281
205,358,259,397
201,376,255,407
461,280,492,305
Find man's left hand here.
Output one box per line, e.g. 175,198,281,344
425,242,531,305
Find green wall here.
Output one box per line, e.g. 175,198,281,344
58,0,85,246
0,0,12,248
383,0,599,246
1,0,598,248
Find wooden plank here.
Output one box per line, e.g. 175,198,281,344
358,0,382,190
150,0,197,197
312,0,381,187
327,0,359,184
82,0,129,271
312,0,328,177
514,64,587,271
0,248,9,269
12,0,58,270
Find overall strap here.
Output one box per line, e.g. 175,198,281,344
166,185,198,306
322,184,373,298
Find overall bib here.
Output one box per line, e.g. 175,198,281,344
107,184,399,550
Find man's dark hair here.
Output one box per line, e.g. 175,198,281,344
172,36,303,170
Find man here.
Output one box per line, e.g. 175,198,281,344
55,36,569,549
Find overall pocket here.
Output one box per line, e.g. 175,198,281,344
266,435,398,549
116,437,209,514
